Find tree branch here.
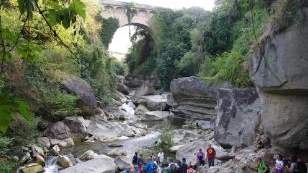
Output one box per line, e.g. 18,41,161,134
34,1,77,57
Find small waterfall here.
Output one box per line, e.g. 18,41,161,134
44,156,59,173
121,101,135,115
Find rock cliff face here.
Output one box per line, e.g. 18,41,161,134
170,76,262,148
170,76,217,120
249,8,308,151
214,88,261,148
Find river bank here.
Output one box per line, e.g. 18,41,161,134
16,75,308,173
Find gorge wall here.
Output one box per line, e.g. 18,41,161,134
170,76,261,149
249,6,308,155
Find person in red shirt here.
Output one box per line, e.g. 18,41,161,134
206,144,216,167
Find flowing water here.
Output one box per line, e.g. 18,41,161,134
43,100,185,172
44,156,59,173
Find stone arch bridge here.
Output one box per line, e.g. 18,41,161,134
100,0,157,27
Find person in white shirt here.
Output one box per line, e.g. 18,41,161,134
275,154,284,173
157,149,164,165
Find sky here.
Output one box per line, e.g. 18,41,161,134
108,0,215,55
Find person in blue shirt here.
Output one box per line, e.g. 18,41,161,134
144,157,158,173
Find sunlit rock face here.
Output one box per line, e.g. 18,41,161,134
62,76,97,109
249,8,308,151
170,76,217,120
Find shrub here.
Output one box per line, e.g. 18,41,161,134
6,116,41,144
37,87,80,120
157,120,174,152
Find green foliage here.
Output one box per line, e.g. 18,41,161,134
38,87,80,120
200,50,252,87
0,137,16,172
157,53,176,90
0,159,17,173
0,117,41,172
126,8,209,89
97,16,119,48
199,0,269,87
157,120,174,152
126,27,155,75
0,94,33,133
203,5,233,55
78,43,116,106
6,116,41,143
0,137,12,155
112,60,128,76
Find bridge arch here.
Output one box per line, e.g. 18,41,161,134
100,0,157,58
100,0,156,27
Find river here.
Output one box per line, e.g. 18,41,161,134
44,115,185,172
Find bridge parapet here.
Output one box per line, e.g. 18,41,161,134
100,0,156,27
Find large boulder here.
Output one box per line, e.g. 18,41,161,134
44,121,71,140
57,155,73,168
37,137,50,148
137,95,167,111
113,90,128,104
117,83,129,95
214,88,261,148
170,77,217,120
60,155,116,173
62,76,97,108
50,137,74,147
79,150,99,160
87,120,145,141
131,83,159,102
170,76,216,100
17,163,43,173
107,149,127,157
63,116,88,141
142,111,173,121
249,8,308,151
124,75,143,88
134,104,149,115
114,157,131,169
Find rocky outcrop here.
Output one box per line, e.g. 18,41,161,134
63,116,88,141
249,8,308,151
17,163,43,173
37,137,50,148
114,157,131,169
170,76,217,120
214,88,261,148
124,75,143,88
62,76,97,108
107,148,127,156
142,111,173,121
79,150,98,160
137,95,167,111
44,121,71,140
57,155,73,168
117,83,129,95
59,155,116,173
86,120,146,141
131,83,159,102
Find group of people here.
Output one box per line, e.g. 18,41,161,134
123,144,216,173
196,144,216,168
256,153,308,173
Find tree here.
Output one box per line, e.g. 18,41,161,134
97,16,119,48
0,0,86,133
